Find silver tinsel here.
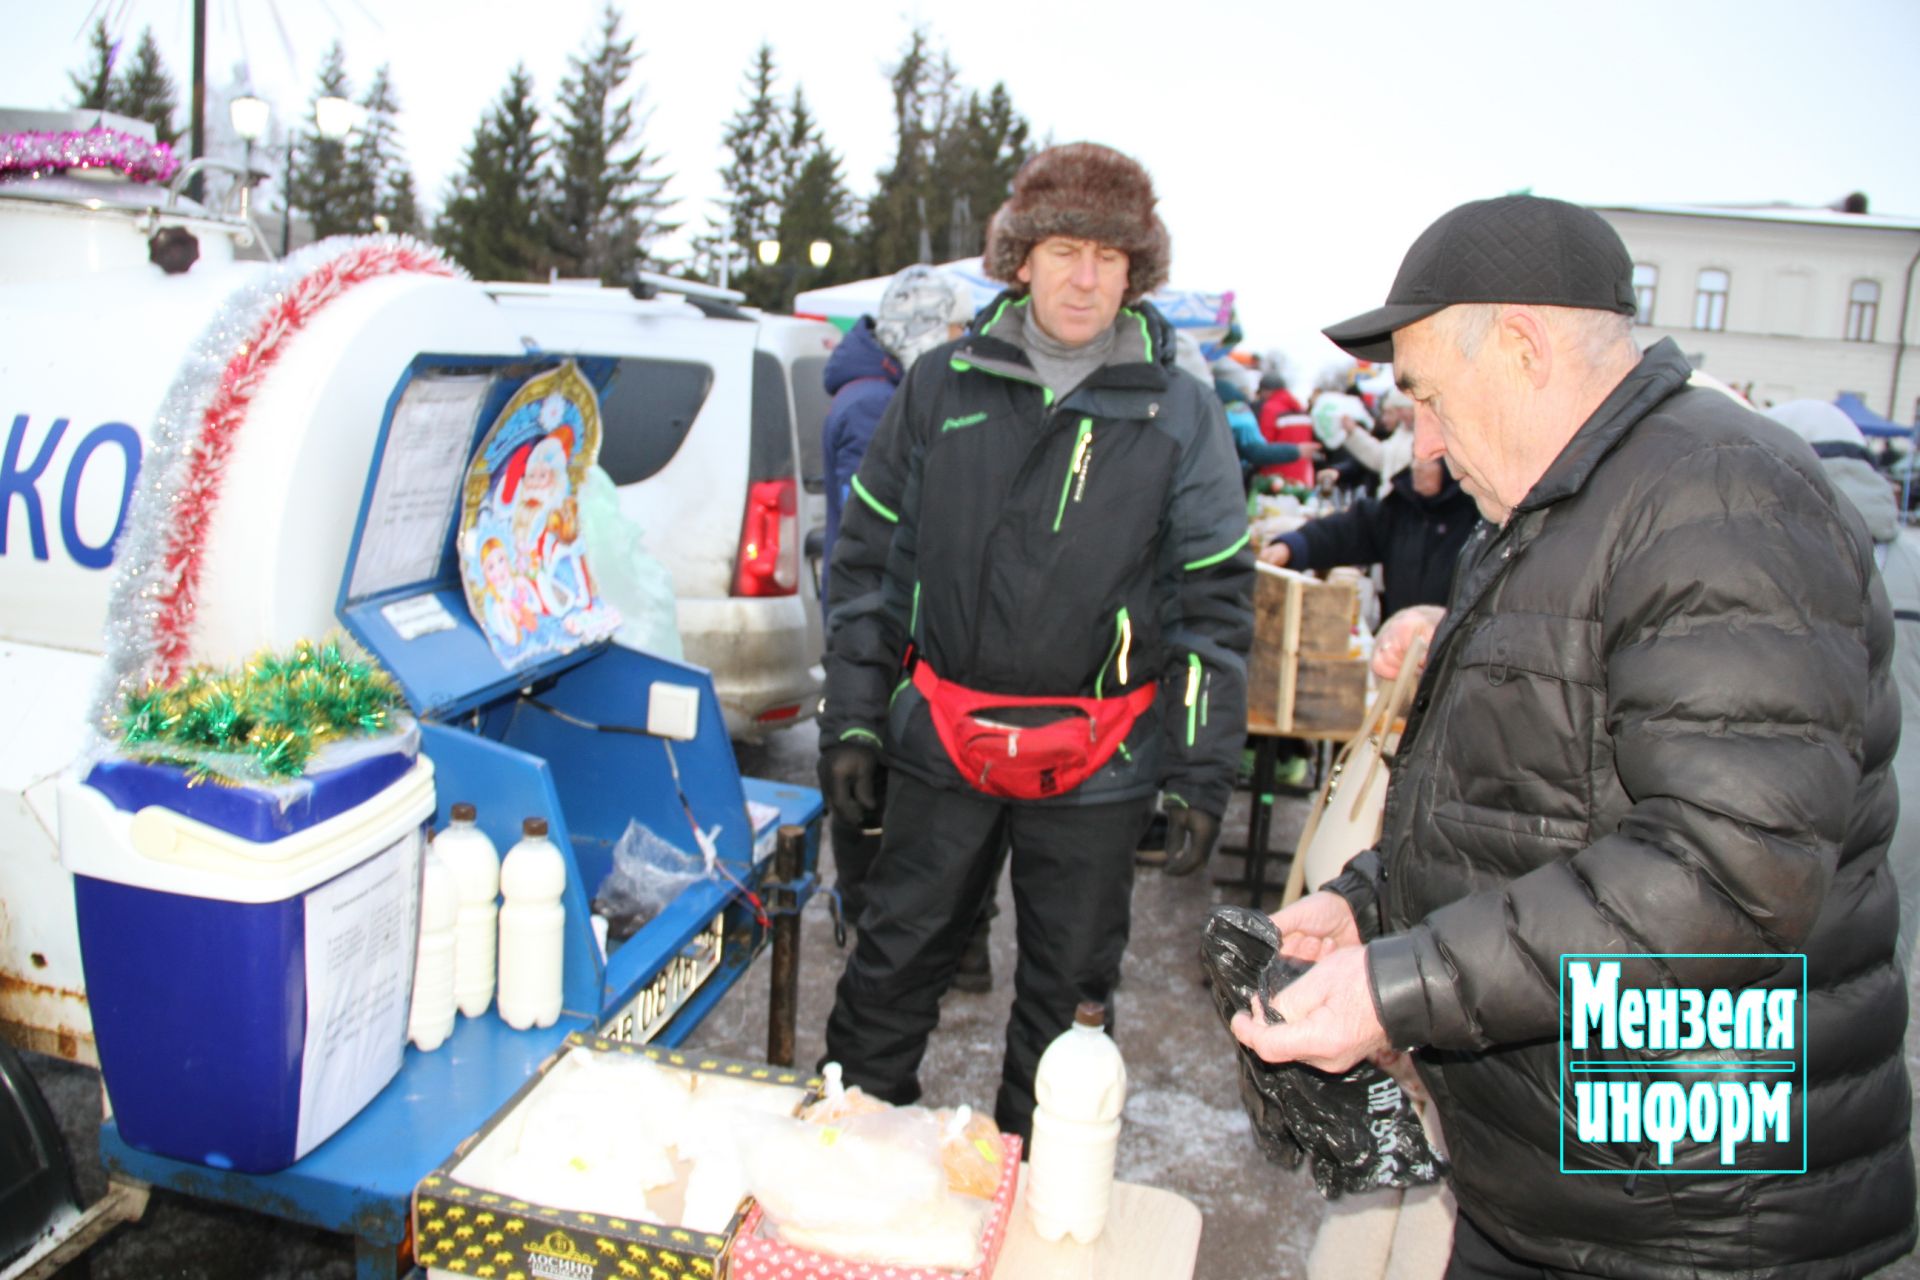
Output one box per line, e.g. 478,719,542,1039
92,234,467,733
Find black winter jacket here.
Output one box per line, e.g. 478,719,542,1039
819,294,1254,817
1332,341,1915,1277
1274,468,1480,618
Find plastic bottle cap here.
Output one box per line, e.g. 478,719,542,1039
522,817,549,838
451,802,476,823
1073,1001,1105,1028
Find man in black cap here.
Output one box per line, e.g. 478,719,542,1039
1234,195,1915,1276
818,143,1251,1139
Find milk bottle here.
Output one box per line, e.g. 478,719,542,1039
407,846,458,1052
497,816,565,1030
1026,1001,1126,1243
435,802,500,1016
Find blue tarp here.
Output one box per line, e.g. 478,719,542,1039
1835,392,1915,439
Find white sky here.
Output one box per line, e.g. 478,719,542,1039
15,0,1920,379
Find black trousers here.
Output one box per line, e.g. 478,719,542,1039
822,771,1150,1140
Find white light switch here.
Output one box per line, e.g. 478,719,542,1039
647,682,700,740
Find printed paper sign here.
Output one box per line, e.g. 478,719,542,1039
297,830,420,1158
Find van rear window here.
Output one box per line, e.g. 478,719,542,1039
750,351,796,483
791,355,830,489
598,357,715,484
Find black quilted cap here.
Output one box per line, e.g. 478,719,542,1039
1324,195,1639,362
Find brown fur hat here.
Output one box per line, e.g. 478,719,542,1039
982,143,1170,302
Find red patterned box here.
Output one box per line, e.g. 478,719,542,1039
729,1133,1022,1280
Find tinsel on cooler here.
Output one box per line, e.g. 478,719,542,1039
94,235,466,729
0,126,180,184
117,635,406,783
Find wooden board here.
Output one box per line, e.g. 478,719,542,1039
1248,564,1368,734
997,1175,1203,1279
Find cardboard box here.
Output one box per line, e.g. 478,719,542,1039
729,1134,1022,1280
1248,566,1369,734
414,1033,818,1280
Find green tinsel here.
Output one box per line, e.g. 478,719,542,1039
117,635,406,784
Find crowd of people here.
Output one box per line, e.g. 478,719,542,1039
809,140,1918,1277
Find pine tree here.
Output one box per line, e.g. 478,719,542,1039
434,65,551,281
69,20,116,113
702,42,788,303
768,89,857,309
291,44,358,242
382,169,422,238
863,29,1033,275
861,27,936,276
110,30,181,146
933,83,1030,260
545,4,676,284
347,66,420,235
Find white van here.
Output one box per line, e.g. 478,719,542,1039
486,281,838,741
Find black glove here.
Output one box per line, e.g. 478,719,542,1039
1162,802,1221,876
819,742,881,827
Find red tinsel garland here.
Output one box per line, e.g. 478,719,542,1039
150,241,457,681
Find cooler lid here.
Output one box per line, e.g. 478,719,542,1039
336,354,624,720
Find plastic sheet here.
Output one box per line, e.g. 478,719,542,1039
592,819,709,941
1202,906,1446,1199
579,465,683,660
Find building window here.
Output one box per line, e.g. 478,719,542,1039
1632,264,1658,325
1693,269,1729,332
1846,279,1880,343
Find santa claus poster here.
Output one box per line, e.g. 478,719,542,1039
457,360,620,669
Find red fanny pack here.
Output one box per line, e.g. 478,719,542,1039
911,662,1156,800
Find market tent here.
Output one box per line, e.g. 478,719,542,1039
794,257,1236,349
1835,392,1915,439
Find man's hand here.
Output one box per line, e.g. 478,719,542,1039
1269,890,1362,962
1258,540,1291,568
819,742,880,827
1161,804,1221,876
1373,604,1445,681
1230,943,1391,1073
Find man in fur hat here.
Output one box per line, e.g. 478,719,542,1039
816,142,1253,1138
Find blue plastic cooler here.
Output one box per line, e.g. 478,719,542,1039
61,747,435,1174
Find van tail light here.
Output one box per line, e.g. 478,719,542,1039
733,477,799,596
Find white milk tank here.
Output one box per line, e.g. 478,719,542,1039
496,816,565,1030
1026,1000,1126,1243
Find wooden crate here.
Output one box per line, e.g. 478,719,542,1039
1248,564,1369,734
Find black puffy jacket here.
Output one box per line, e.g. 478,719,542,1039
1333,341,1915,1277
1273,467,1481,618
819,293,1253,816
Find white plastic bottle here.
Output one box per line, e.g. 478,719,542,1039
435,802,500,1017
496,816,566,1030
407,846,458,1052
1026,1001,1126,1244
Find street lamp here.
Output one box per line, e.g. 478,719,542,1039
756,239,781,267
229,94,270,239
281,94,355,256
229,94,269,169
809,240,832,269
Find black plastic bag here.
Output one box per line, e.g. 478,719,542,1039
1201,905,1446,1199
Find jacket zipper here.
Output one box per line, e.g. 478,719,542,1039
1184,654,1202,747
1053,418,1094,533
1095,607,1133,699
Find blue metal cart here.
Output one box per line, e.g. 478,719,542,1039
96,351,823,1278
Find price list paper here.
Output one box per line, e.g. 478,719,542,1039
348,374,493,600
